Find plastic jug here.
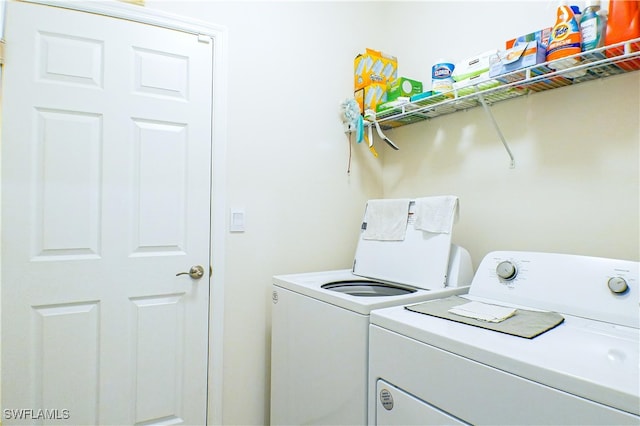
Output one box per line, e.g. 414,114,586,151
547,3,583,61
581,0,605,51
606,0,640,44
605,0,640,67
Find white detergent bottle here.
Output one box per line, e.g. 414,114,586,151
581,0,604,51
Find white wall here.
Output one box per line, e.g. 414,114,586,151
143,2,385,424
145,1,639,425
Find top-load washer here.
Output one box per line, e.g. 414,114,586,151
270,197,474,426
369,251,639,425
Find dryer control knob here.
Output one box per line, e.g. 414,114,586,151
608,277,629,294
496,261,517,280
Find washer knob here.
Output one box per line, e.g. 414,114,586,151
496,261,518,280
608,277,629,294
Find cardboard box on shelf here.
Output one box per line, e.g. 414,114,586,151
506,27,552,49
387,77,423,101
354,83,387,114
452,72,500,96
489,41,547,82
452,49,498,82
376,98,409,114
354,48,398,91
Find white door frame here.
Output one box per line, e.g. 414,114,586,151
0,1,228,424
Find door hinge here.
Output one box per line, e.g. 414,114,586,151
197,34,211,44
0,39,5,65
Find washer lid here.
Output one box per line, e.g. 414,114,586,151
353,201,453,290
321,280,416,297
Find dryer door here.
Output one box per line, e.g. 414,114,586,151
375,380,468,426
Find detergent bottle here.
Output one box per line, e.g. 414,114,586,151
606,0,640,51
571,5,582,24
598,8,609,40
605,0,640,68
547,1,583,61
581,0,605,51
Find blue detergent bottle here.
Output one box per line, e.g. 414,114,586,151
581,0,605,51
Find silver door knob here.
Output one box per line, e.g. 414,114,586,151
176,265,205,279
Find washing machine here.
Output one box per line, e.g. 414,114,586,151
368,251,639,425
270,197,474,426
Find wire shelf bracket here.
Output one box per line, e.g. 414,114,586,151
477,92,515,168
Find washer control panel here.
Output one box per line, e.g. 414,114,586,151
607,276,629,294
496,260,518,281
469,251,639,329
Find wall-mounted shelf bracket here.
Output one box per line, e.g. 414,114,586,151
477,93,515,168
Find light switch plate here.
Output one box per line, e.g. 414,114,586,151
229,208,245,232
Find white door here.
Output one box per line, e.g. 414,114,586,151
2,2,213,424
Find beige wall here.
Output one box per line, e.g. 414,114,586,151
146,2,639,425
143,2,385,424
377,1,640,264
3,1,637,425
381,74,639,262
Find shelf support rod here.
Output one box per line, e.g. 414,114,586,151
477,93,515,169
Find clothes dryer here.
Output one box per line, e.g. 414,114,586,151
368,251,639,425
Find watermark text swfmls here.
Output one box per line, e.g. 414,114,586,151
3,409,70,420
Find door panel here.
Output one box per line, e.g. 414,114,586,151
2,2,212,424
132,119,188,254
34,108,103,260
34,302,100,424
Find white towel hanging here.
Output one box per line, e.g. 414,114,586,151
413,196,459,234
362,198,411,241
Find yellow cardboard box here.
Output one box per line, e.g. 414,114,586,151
354,48,397,90
354,83,387,114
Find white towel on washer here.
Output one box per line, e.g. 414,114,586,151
413,196,459,234
448,301,516,323
362,199,411,241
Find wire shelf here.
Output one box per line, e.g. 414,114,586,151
375,38,640,131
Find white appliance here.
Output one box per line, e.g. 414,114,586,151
369,251,640,425
270,198,474,426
